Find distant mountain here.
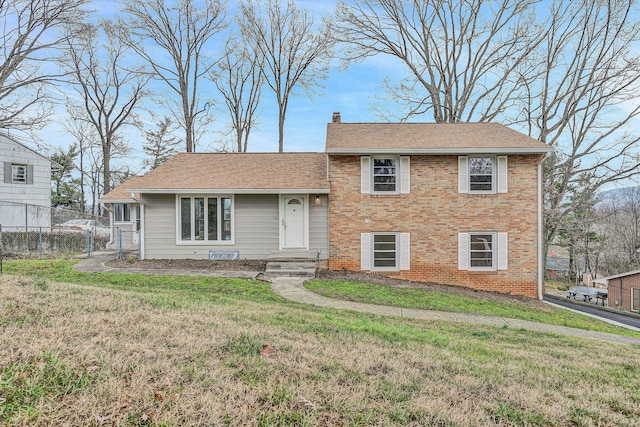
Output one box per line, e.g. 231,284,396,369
597,186,640,204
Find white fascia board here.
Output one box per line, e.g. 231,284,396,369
326,147,554,155
598,269,640,281
127,188,331,194
98,198,137,204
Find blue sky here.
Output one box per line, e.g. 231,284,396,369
26,0,640,190
32,0,408,177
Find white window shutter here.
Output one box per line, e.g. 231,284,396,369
400,233,410,270
3,162,10,183
458,156,469,193
26,165,33,184
497,156,508,193
458,232,469,270
361,233,371,270
400,156,410,194
498,232,508,270
361,156,371,194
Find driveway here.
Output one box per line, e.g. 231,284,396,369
545,294,640,329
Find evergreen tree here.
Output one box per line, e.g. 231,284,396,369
143,116,181,170
51,145,83,210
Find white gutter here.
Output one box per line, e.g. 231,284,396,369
326,147,554,155
127,188,331,195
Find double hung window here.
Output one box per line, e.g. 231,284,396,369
372,158,397,192
179,196,232,243
468,157,494,192
469,233,495,268
361,156,410,194
361,232,410,271
373,233,398,269
12,164,27,183
114,203,131,222
458,232,508,271
458,156,507,194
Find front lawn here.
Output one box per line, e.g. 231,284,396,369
1,259,639,426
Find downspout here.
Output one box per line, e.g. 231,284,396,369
537,155,547,301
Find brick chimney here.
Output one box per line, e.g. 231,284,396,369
332,112,341,123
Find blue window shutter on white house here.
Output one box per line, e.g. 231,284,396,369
497,156,508,193
361,156,371,194
400,233,410,270
400,156,410,194
458,232,469,270
458,156,468,193
361,233,371,270
498,232,508,270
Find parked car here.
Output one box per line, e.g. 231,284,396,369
54,219,110,237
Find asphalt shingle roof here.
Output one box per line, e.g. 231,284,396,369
325,122,552,154
100,175,146,202
121,152,329,193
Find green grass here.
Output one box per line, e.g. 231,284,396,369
2,259,281,306
305,279,640,338
0,353,90,424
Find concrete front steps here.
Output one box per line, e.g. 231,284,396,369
265,250,318,278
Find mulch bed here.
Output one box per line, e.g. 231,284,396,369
106,258,267,271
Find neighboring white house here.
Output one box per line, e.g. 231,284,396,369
0,133,56,230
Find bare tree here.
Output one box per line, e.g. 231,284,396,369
123,0,227,153
63,119,97,212
334,0,542,123
599,187,640,274
65,118,103,214
143,116,181,169
65,20,148,194
240,0,335,152
335,0,640,266
519,0,640,249
213,36,264,152
0,0,87,129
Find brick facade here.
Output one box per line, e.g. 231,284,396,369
328,154,543,298
607,272,640,313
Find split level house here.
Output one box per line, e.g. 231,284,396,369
101,117,552,299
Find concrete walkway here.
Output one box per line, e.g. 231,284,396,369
73,256,640,346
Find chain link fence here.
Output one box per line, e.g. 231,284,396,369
113,228,141,259
0,226,111,257
0,200,111,257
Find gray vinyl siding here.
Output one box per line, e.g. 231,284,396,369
309,196,329,259
142,194,175,259
143,194,280,259
142,193,329,260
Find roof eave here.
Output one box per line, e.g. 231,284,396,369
127,188,331,194
598,269,640,281
99,198,138,204
326,147,553,155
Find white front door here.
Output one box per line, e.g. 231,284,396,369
282,196,306,248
